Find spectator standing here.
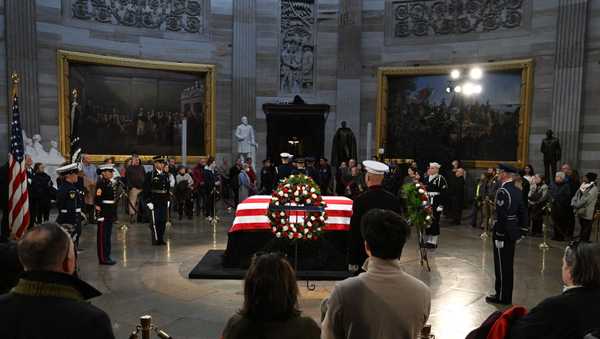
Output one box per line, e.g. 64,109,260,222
204,158,218,220
523,164,535,185
571,172,599,242
222,253,320,339
0,223,115,339
81,154,97,223
450,167,466,225
245,157,257,188
551,172,573,241
125,156,146,223
528,174,550,236
510,242,600,339
471,173,487,228
30,163,54,224
239,163,255,203
229,159,243,207
322,209,431,339
335,162,348,196
345,166,366,200
192,159,207,216
260,159,277,194
174,166,194,220
318,157,332,195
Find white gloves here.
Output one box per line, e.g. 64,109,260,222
147,203,154,211
167,201,171,208
495,240,504,249
348,264,359,273
436,206,444,212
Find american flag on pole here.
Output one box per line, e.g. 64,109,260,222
229,195,353,233
8,76,31,239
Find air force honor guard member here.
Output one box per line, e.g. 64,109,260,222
349,160,402,272
95,164,117,265
144,156,170,245
55,163,84,247
486,163,528,305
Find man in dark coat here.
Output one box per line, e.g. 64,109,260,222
0,222,115,339
486,163,528,305
259,159,277,194
348,160,402,272
550,171,572,241
318,157,332,195
540,129,561,184
331,121,357,168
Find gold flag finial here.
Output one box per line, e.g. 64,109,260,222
11,72,20,97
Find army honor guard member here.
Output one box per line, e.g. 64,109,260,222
95,164,117,265
424,162,448,249
348,160,402,272
55,163,84,247
144,156,171,245
486,163,528,305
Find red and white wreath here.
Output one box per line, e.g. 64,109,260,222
267,174,328,241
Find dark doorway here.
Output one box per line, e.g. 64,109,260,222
263,103,330,162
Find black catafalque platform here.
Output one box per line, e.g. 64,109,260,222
188,230,352,281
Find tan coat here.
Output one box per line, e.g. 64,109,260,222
321,257,431,339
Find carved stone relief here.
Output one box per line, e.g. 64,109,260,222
71,0,208,34
280,0,316,95
391,0,525,38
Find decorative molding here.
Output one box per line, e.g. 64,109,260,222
279,0,316,95
71,0,208,34
386,0,528,42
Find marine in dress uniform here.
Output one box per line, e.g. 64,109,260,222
277,153,294,181
143,156,170,245
423,162,448,248
305,157,320,181
55,163,84,247
486,163,528,305
349,160,402,271
94,164,117,265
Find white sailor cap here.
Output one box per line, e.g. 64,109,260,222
98,163,115,172
280,152,291,158
56,163,80,175
362,160,389,175
429,162,441,169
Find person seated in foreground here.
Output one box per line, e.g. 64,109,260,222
321,209,431,339
0,222,115,339
510,242,600,339
222,252,320,339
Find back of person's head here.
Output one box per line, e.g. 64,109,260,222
17,223,75,274
241,253,300,322
361,209,410,260
564,242,600,288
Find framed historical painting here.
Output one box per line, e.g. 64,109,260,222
57,50,216,163
376,59,533,169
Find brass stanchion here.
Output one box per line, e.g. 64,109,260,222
128,315,173,339
480,199,493,240
539,202,551,250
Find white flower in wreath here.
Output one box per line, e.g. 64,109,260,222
317,227,322,232
288,232,294,239
422,200,428,206
271,213,276,218
304,228,309,234
426,215,432,221
307,233,313,239
291,226,297,232
297,233,303,239
271,196,278,201
295,197,300,202
319,216,325,221
276,232,282,238
311,193,317,199
310,187,316,193
285,184,291,188
415,183,421,188
307,221,312,227
279,212,285,217
290,175,295,179
284,193,289,198
275,201,280,206
306,199,311,204
418,189,425,194
294,191,300,196
311,216,316,221
278,191,284,197
283,225,288,231
302,190,308,195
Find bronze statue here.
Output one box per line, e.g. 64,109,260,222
331,121,357,167
540,129,561,182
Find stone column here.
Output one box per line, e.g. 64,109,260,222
5,0,40,135
232,0,257,135
550,0,589,167
336,0,362,155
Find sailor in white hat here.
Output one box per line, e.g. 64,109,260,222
277,152,294,180
423,162,448,248
348,160,402,273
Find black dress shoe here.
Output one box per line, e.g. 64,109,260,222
99,260,116,265
157,240,167,245
424,242,437,249
485,295,511,305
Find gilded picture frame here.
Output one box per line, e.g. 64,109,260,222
375,59,534,169
57,50,216,163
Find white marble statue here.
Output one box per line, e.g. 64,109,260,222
235,116,258,169
24,136,35,159
32,134,49,163
47,140,65,164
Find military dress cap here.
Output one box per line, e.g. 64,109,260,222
296,157,305,164
97,163,115,174
585,172,598,182
152,155,167,163
56,162,80,175
429,162,441,169
497,163,518,173
363,160,389,175
305,157,315,162
280,152,291,158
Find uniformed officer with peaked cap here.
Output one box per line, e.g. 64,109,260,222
277,152,294,181
55,163,84,247
94,163,116,265
486,163,528,305
143,155,170,245
348,160,402,272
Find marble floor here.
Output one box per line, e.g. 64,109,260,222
75,206,571,339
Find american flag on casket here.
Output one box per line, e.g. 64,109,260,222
229,195,353,233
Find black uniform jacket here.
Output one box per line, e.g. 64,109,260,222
143,170,170,204
510,286,600,339
493,180,527,242
55,181,83,225
0,270,115,339
95,179,117,220
349,185,402,265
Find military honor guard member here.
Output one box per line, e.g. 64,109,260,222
348,160,402,272
423,162,448,249
486,163,528,305
95,164,117,265
55,163,85,247
143,156,171,245
277,152,294,180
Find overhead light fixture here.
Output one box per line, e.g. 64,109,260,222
450,69,461,80
469,67,483,80
463,82,474,96
473,84,483,94
454,85,462,93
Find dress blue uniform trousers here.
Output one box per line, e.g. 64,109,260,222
493,239,516,303
150,202,167,243
96,218,113,263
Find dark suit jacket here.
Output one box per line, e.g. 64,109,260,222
510,287,600,339
349,185,402,266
